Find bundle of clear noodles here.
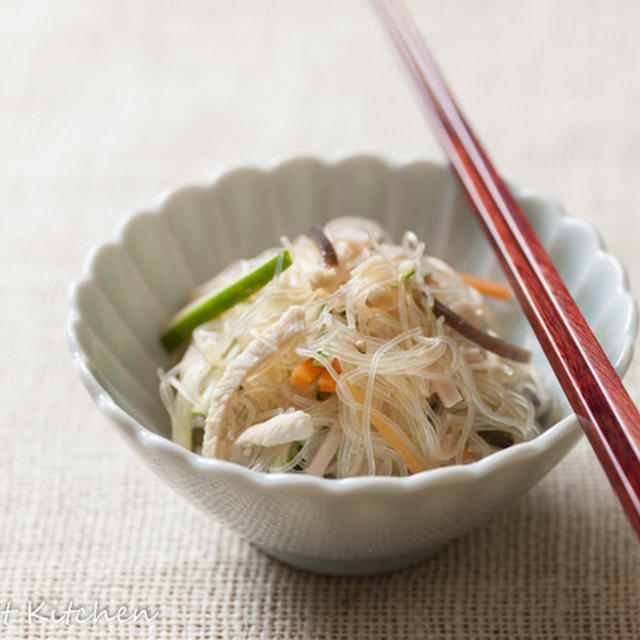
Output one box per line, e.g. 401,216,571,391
159,217,550,478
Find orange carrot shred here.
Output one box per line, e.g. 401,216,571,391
462,447,477,464
317,360,341,393
459,272,511,300
345,382,427,474
289,358,323,389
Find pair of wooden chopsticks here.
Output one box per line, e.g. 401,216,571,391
373,0,640,537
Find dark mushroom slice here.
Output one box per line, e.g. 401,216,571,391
432,298,532,364
478,429,515,449
307,225,338,267
192,426,205,451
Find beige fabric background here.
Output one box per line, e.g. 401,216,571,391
2,1,639,638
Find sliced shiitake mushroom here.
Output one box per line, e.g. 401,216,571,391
307,225,338,267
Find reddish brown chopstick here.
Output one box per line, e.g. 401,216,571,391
374,0,640,537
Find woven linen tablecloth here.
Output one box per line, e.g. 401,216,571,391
2,1,639,638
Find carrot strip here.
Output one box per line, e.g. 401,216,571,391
459,272,511,300
290,358,323,389
462,447,477,464
317,360,341,393
344,382,427,474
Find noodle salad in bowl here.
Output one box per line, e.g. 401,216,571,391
159,216,550,478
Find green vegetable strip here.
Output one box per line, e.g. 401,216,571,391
161,250,292,351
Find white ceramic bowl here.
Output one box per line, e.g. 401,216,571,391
68,154,637,575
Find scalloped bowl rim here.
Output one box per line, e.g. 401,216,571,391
67,152,638,499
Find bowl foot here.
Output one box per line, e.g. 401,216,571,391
258,544,446,576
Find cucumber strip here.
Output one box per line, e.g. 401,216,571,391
161,250,292,351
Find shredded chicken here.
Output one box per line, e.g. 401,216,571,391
202,306,306,457
233,410,313,450
305,423,343,477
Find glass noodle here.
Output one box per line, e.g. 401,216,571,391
159,217,550,478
